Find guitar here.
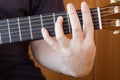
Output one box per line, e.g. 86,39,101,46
0,5,119,44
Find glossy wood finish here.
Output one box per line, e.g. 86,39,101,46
95,0,120,80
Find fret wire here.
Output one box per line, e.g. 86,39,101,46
28,16,33,39
7,19,12,43
0,20,101,36
0,5,118,44
17,17,22,41
0,17,98,32
0,8,100,38
2,28,68,39
0,16,101,33
0,11,94,25
0,13,101,32
0,9,116,29
3,33,43,40
0,33,2,44
0,26,116,41
40,14,43,28
0,18,101,32
1,22,101,41
1,22,101,39
0,23,70,36
0,21,100,36
0,13,99,30
53,13,56,25
0,18,97,29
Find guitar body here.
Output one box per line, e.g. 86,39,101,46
95,0,120,80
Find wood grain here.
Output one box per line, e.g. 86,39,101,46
95,0,120,80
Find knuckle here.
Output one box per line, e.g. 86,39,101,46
56,36,63,41
50,43,55,47
85,42,95,50
88,43,96,51
74,27,80,32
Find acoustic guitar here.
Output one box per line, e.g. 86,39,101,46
0,5,119,44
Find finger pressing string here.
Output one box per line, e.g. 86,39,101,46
67,3,83,40
41,28,58,49
81,1,94,41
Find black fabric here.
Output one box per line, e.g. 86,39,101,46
0,0,64,80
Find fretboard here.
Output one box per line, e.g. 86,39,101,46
0,8,102,44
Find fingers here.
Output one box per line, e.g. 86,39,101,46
67,3,83,41
55,16,64,42
41,16,68,49
41,28,58,49
81,1,94,41
42,2,94,49
55,16,68,46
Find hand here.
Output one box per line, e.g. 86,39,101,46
41,1,96,77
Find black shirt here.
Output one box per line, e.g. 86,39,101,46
0,0,64,79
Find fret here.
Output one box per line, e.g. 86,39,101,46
0,33,2,44
40,15,43,28
7,19,12,43
28,16,33,39
42,14,55,36
30,15,42,39
7,18,20,42
56,12,70,35
0,19,10,44
53,13,56,25
19,17,31,41
17,17,22,41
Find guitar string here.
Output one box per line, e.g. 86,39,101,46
1,23,100,39
0,16,118,34
0,18,118,36
0,15,117,36
0,14,117,32
0,6,118,35
0,8,117,25
0,5,118,24
0,8,117,29
0,4,117,27
0,10,116,28
1,24,115,40
99,5,120,10
0,6,119,42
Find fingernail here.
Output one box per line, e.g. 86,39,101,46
81,1,88,9
67,3,74,10
41,28,45,33
57,16,63,20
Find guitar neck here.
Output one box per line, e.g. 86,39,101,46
0,8,102,44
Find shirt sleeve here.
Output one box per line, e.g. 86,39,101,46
31,0,65,15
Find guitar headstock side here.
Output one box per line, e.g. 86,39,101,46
99,4,120,34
